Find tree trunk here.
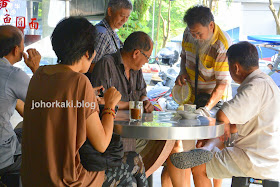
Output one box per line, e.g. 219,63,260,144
209,0,213,10
203,0,207,7
162,0,171,48
155,0,163,55
160,14,166,48
269,0,280,34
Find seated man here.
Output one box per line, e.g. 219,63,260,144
171,41,280,186
91,31,154,113
0,25,40,176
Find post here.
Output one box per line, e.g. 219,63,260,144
65,0,70,18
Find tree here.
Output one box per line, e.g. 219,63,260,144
269,0,280,34
160,0,171,49
118,0,196,54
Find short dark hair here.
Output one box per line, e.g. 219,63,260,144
183,5,214,27
0,25,22,58
51,17,96,65
227,41,259,71
268,63,273,67
122,31,152,52
107,0,132,14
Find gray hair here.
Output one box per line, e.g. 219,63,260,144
122,31,153,52
107,0,133,13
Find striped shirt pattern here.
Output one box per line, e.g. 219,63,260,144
181,24,232,102
92,19,123,63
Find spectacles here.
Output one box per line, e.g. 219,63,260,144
139,50,151,61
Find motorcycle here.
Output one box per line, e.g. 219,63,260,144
147,66,179,111
150,47,179,85
150,47,179,66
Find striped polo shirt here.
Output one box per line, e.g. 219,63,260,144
181,24,232,102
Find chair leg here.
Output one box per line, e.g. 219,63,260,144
231,177,250,187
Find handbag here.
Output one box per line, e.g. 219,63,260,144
79,133,124,171
79,105,124,171
193,50,211,109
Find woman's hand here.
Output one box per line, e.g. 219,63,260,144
104,87,122,108
93,85,104,96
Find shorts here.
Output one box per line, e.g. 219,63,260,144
182,140,196,151
206,147,247,179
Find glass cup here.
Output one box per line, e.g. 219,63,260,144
129,101,143,121
184,104,196,113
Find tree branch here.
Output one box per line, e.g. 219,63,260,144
160,14,166,38
269,0,280,34
209,0,213,10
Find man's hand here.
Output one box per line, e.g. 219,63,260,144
219,123,231,142
143,100,154,113
216,110,231,142
175,74,191,86
23,49,41,73
196,106,212,117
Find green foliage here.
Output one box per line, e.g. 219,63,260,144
134,0,153,20
118,0,197,53
38,2,42,19
118,12,151,42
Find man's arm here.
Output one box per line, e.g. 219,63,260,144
205,46,231,110
117,101,129,110
91,57,111,89
140,95,154,113
216,109,231,142
16,99,24,117
23,48,41,73
175,53,191,85
205,82,227,110
179,53,187,75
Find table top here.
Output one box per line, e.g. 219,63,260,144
114,110,224,140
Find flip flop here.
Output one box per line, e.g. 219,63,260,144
170,149,213,169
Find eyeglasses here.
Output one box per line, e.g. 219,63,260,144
139,50,151,61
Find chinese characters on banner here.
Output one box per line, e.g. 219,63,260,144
1,0,39,31
0,0,10,10
29,18,38,30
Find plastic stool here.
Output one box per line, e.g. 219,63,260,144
232,176,280,187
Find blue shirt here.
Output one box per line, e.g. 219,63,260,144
92,18,123,63
0,57,30,169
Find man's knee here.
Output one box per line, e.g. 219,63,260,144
171,140,183,153
191,163,207,177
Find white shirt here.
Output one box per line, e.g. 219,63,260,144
221,69,280,180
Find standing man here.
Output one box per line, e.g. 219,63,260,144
171,41,280,186
0,25,40,177
162,6,232,187
87,0,132,76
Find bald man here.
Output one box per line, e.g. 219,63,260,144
0,25,41,176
